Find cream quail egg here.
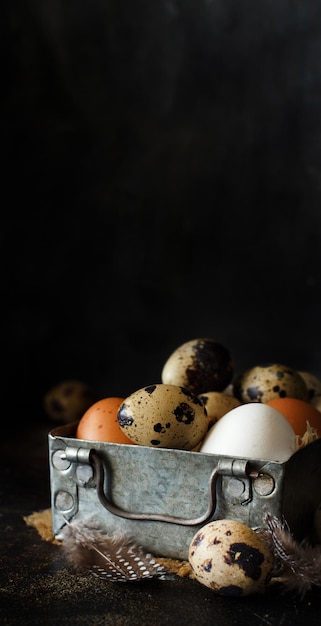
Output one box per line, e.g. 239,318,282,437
117,383,209,449
198,391,241,428
233,363,309,403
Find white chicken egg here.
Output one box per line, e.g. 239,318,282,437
200,402,297,462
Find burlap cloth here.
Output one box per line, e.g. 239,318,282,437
23,509,194,579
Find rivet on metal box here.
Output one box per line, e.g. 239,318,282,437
49,423,321,561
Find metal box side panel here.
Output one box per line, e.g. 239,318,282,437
49,424,289,560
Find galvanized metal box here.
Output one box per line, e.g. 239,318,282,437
49,423,321,560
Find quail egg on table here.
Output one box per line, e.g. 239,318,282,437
161,338,234,396
117,383,209,449
233,363,309,403
43,380,97,423
189,519,274,596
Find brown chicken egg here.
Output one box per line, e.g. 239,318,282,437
161,338,234,396
76,397,134,444
117,384,209,449
266,397,321,441
233,363,309,404
188,519,274,596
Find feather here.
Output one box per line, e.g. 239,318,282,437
262,513,321,598
61,518,167,582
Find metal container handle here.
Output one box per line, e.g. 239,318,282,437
60,446,259,527
90,451,220,526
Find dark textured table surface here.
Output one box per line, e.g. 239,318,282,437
1,419,321,626
3,3,321,621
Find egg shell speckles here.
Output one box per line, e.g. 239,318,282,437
117,384,209,449
233,364,309,403
161,338,234,396
188,520,274,596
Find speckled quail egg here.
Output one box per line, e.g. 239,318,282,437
189,519,274,596
200,402,297,462
198,391,241,428
233,364,309,404
298,371,321,401
117,384,209,449
43,380,97,423
161,338,234,396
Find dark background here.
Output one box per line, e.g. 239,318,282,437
3,0,321,422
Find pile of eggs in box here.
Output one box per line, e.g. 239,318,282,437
44,337,321,456
44,338,321,596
